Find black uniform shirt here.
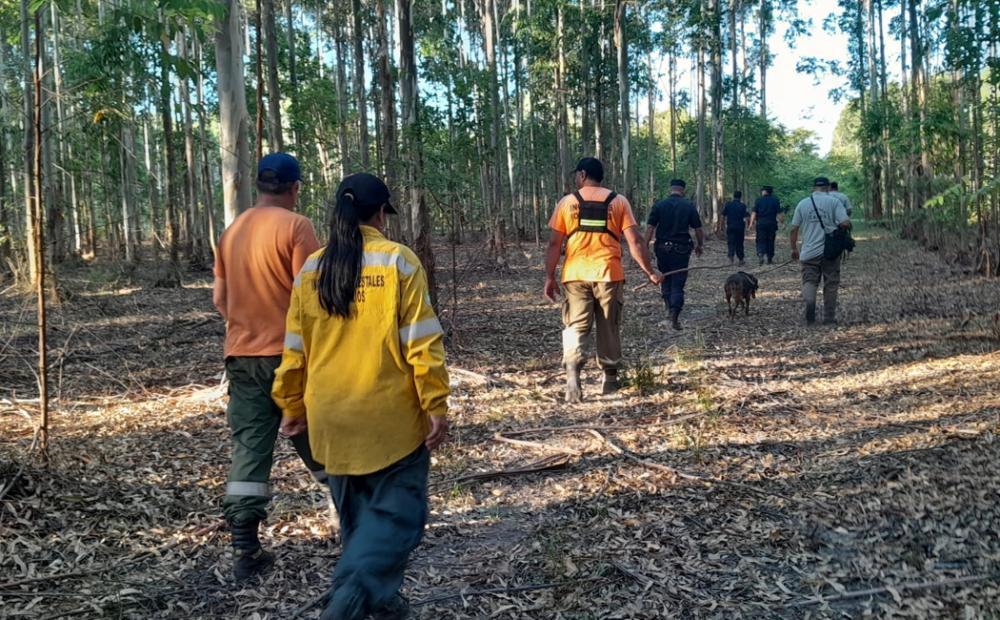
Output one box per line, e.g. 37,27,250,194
722,200,748,230
753,195,782,229
648,195,703,244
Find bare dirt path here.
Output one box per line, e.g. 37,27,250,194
2,228,998,619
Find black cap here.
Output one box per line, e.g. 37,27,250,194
336,173,397,218
761,185,774,192
669,179,686,188
813,176,831,187
257,152,301,184
574,157,604,182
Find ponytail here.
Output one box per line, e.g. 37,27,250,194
317,192,364,317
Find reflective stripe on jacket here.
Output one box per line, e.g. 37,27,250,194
272,225,449,475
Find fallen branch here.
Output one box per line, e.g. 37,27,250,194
449,367,516,388
492,414,707,456
431,454,572,489
586,430,825,511
412,575,612,607
0,553,152,590
493,433,582,456
0,427,40,501
610,560,653,587
37,605,95,620
289,588,331,619
784,573,999,608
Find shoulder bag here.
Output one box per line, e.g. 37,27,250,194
810,195,854,260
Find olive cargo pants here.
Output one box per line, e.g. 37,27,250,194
324,446,430,620
223,356,325,527
561,281,624,372
800,255,842,321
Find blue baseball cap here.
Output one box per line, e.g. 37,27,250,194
257,152,301,184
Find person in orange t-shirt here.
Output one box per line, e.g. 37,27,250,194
212,153,321,581
543,157,662,403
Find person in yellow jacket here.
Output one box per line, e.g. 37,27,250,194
272,173,449,620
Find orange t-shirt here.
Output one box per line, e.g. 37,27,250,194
214,206,321,357
548,187,638,283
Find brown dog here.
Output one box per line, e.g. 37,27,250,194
725,271,759,318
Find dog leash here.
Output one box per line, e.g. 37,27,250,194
630,258,796,293
748,259,796,276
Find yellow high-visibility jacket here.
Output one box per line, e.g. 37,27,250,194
272,225,449,475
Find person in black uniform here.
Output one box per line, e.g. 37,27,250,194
749,186,782,264
722,190,748,266
645,179,704,331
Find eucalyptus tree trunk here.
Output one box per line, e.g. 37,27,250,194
710,0,724,228
119,124,138,263
899,0,911,213
865,0,883,220
876,0,893,220
32,5,48,455
646,17,655,206
215,0,253,228
159,37,179,265
262,0,283,151
194,36,218,253
496,1,518,237
351,0,370,167
908,0,930,185
179,31,202,259
480,0,508,247
556,4,569,193
333,17,350,176
759,0,769,119
669,43,677,177
284,0,298,148
696,43,708,221
254,0,264,160
41,5,62,265
396,0,437,305
615,0,630,196
375,0,400,238
21,0,36,284
0,37,7,266
51,2,77,257
730,0,740,190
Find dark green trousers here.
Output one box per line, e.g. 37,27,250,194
324,445,430,620
223,356,325,526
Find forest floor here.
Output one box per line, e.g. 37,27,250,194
2,227,1000,619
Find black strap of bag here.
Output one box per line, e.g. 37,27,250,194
810,195,850,260
568,191,620,242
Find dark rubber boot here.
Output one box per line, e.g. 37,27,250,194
231,522,274,582
565,365,582,403
602,370,620,395
670,308,682,331
805,303,816,326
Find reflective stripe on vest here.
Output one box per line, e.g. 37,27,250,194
568,191,619,241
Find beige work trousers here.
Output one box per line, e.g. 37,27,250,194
561,281,624,372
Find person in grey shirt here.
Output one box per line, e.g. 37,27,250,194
829,182,853,216
790,177,851,325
